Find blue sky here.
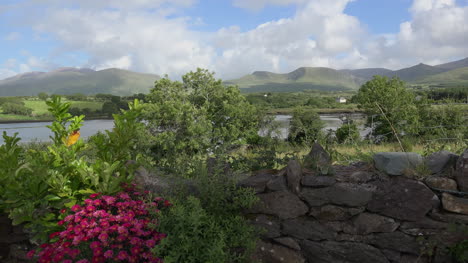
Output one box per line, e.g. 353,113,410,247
1,0,467,80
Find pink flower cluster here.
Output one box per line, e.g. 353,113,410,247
28,185,171,263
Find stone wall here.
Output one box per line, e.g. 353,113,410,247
240,147,468,263
0,215,32,263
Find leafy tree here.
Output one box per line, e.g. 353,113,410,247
101,101,119,117
336,123,360,143
142,68,259,173
38,92,49,101
288,107,324,144
1,102,33,116
356,76,420,139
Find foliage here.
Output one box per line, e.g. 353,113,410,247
288,107,324,145
142,68,259,174
335,123,360,144
0,96,137,243
418,101,468,140
28,186,170,263
1,102,33,115
356,76,420,140
38,92,49,101
153,163,258,263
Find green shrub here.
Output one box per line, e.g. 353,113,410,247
1,102,33,115
288,107,324,145
335,123,360,144
0,96,139,243
153,163,258,262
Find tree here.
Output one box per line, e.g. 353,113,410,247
101,102,119,117
1,102,33,116
356,76,420,140
142,68,259,172
336,123,360,143
288,107,324,144
38,92,49,101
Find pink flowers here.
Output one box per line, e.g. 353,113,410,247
28,187,167,263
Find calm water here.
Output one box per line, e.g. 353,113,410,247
0,119,114,144
269,114,369,139
0,114,369,144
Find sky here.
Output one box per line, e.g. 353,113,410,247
0,0,467,80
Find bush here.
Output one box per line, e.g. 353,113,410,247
1,102,33,115
0,96,139,243
336,123,360,143
28,186,170,263
153,163,258,263
288,107,324,145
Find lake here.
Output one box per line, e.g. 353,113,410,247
0,120,114,144
0,114,369,144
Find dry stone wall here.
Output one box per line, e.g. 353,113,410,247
240,147,468,263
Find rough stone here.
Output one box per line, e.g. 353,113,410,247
400,218,449,236
248,191,308,219
429,210,468,225
380,249,401,263
455,149,468,191
348,171,374,183
335,234,367,242
367,177,435,221
425,176,458,191
373,152,423,176
273,237,301,250
400,254,430,263
301,175,336,187
367,232,420,254
309,205,364,221
300,240,389,263
425,150,458,174
266,176,288,191
252,240,305,263
442,193,468,215
249,214,281,239
286,160,302,194
344,213,399,235
304,143,332,169
282,217,336,241
238,173,274,193
301,183,374,207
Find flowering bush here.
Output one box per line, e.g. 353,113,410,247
28,185,170,263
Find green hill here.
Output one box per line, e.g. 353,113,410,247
226,67,361,93
390,63,447,82
0,68,160,96
414,66,468,86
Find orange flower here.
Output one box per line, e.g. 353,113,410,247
66,130,80,146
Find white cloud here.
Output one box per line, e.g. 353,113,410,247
1,0,467,81
4,32,21,41
232,0,306,11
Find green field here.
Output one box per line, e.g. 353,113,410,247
0,99,104,121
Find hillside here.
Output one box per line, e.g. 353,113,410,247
434,57,468,71
340,68,393,81
226,67,361,93
390,63,447,82
414,66,468,86
0,68,160,96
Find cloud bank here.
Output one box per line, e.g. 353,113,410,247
0,0,467,80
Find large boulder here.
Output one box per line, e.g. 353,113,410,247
301,175,336,187
300,240,389,263
301,183,375,207
249,214,281,239
344,213,399,235
373,152,423,176
252,240,305,263
238,173,275,193
282,217,336,241
304,143,332,169
309,205,364,221
286,160,302,194
425,176,458,191
367,232,421,255
248,191,308,219
425,150,458,174
367,177,436,221
442,193,468,215
455,149,468,191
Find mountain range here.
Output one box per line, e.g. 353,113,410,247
0,68,160,96
1,57,467,96
227,57,468,93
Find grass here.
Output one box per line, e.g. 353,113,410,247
1,99,104,122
